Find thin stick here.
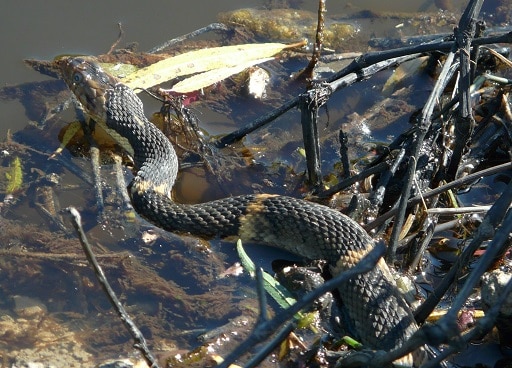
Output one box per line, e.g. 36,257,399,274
213,96,299,148
317,161,390,198
426,205,512,214
112,153,133,211
302,0,326,78
0,249,130,262
415,178,512,323
79,117,105,220
214,53,420,148
148,23,230,54
421,274,512,368
213,32,512,148
364,161,512,231
107,23,124,55
385,54,457,263
299,88,327,187
66,207,160,368
243,323,296,368
255,267,269,324
445,0,483,181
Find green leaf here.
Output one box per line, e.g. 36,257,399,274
236,239,297,310
236,239,320,332
5,156,23,194
341,335,363,349
236,238,257,277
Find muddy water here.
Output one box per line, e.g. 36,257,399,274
0,0,470,132
0,0,496,367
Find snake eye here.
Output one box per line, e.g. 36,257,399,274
72,73,83,84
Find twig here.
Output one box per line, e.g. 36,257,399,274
329,54,422,93
338,127,351,179
147,23,230,54
421,273,512,368
78,117,105,220
426,204,511,214
89,144,105,220
364,161,512,231
369,147,406,210
414,208,512,368
442,208,512,323
385,0,485,263
299,85,331,188
213,96,299,148
469,21,486,80
414,178,512,323
214,53,421,149
382,0,486,263
243,323,296,368
411,157,429,212
112,153,133,211
66,207,160,368
302,0,326,79
0,249,131,262
316,161,389,198
107,23,124,55
385,55,458,263
406,214,438,273
445,0,483,181
326,31,512,84
213,31,512,148
255,267,269,324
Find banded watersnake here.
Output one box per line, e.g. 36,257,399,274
57,56,420,366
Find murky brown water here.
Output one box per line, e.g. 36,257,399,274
0,0,471,133
0,0,505,367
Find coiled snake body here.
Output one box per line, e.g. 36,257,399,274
58,57,419,365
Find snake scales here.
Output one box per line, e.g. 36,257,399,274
58,56,420,366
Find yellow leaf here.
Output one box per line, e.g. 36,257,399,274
170,57,273,93
123,41,305,90
211,355,243,368
100,62,139,79
50,121,82,158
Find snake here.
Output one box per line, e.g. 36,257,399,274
57,56,420,366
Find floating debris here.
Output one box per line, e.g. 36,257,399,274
218,8,359,51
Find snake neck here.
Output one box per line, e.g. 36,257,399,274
105,84,179,198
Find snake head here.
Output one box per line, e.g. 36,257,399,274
56,56,117,122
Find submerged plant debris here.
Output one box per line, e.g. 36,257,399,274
218,8,360,51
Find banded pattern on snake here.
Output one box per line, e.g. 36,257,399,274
58,56,420,366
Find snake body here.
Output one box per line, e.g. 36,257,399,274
58,57,419,365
